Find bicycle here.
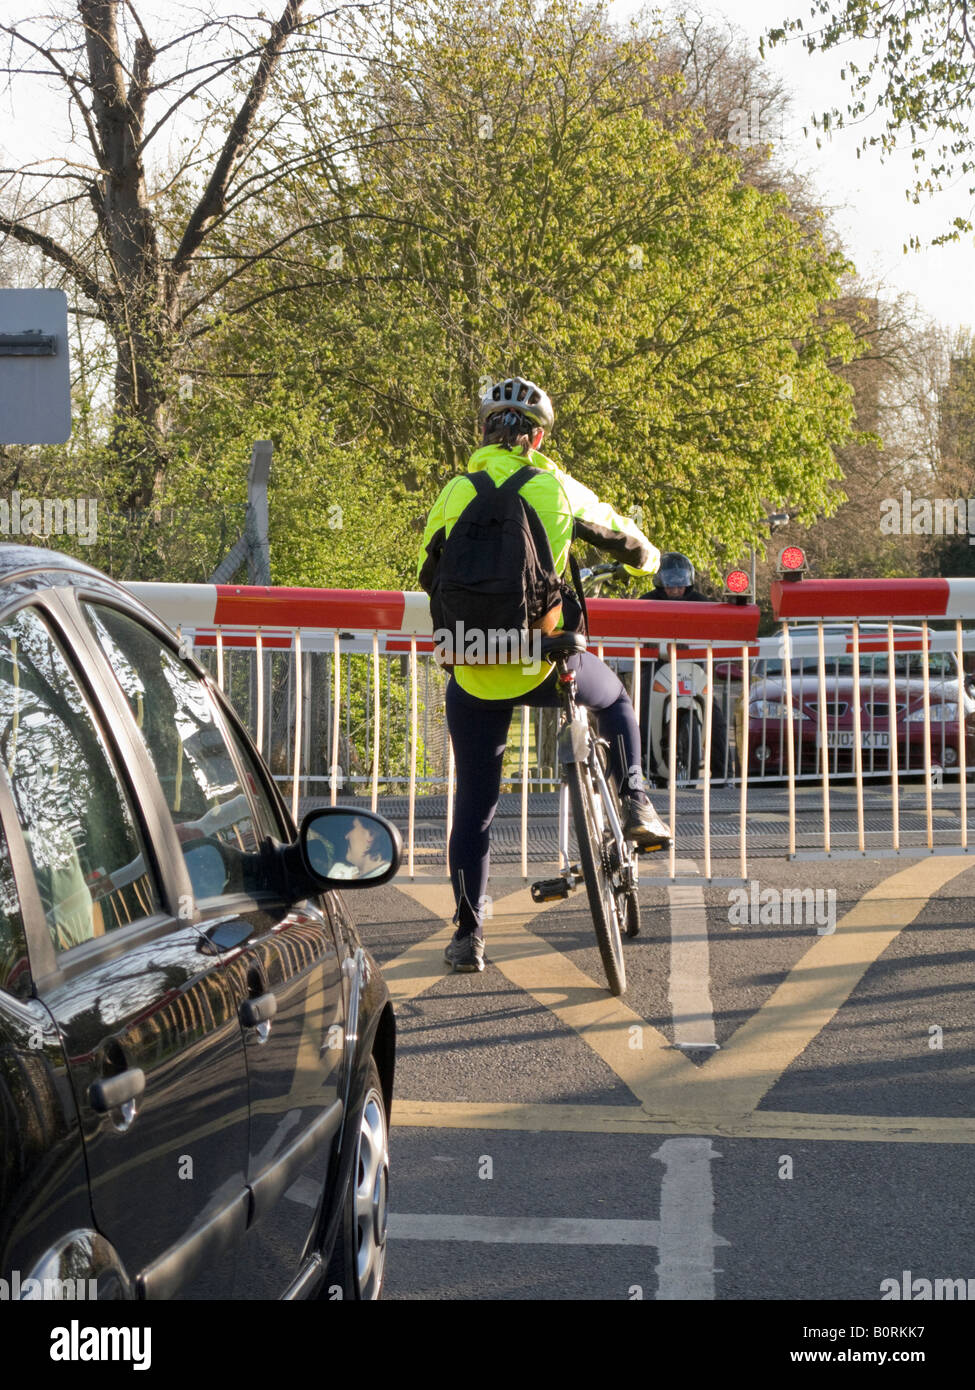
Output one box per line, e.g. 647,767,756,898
529,629,650,996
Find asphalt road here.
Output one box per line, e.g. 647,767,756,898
340,784,975,1312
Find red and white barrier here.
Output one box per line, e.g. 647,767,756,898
773,576,975,621
128,583,760,643
124,579,975,879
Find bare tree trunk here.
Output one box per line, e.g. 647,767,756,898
1,0,309,509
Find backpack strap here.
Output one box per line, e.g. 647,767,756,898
568,548,590,639
498,464,542,493
464,471,495,496
497,464,588,631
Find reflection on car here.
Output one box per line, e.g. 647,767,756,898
310,815,394,880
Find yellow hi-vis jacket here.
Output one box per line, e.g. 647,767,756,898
416,443,660,699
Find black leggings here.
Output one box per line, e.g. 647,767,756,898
445,652,642,929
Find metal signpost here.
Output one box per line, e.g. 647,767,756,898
0,288,72,445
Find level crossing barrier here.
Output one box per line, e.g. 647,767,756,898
126,580,975,882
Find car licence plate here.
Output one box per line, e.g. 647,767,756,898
816,730,890,749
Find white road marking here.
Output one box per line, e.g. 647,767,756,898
654,1136,724,1300
388,1215,661,1245
667,859,718,1049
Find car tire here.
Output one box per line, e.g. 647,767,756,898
322,1057,389,1301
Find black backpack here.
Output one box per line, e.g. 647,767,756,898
424,466,573,663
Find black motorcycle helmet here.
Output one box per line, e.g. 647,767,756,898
655,552,694,589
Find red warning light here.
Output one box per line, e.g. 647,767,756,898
725,569,750,594
779,546,806,571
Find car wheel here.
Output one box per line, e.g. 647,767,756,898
323,1057,389,1300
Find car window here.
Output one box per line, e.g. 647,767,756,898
758,653,958,680
83,604,276,900
0,607,160,955
0,816,30,999
217,708,288,842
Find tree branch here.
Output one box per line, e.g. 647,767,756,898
0,215,116,322
178,209,450,324
169,0,309,288
0,21,104,165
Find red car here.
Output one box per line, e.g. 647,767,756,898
735,624,975,780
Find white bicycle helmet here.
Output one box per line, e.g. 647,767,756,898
477,376,555,433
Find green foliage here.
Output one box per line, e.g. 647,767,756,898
5,0,871,590
766,1,975,244
192,0,863,586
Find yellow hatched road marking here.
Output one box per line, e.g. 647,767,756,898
392,858,975,1143
397,884,675,1095
687,855,974,1117
392,1100,975,1145
381,883,455,1004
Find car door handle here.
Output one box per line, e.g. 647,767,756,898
240,992,277,1028
89,1069,146,1113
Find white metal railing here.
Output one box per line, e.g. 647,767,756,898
126,582,975,882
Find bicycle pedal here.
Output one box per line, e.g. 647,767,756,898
531,877,571,902
636,841,670,854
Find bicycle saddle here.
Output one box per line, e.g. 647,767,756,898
540,632,587,659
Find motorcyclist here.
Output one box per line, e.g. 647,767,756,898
641,552,710,602
638,553,729,779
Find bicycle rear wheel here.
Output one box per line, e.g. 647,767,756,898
567,758,626,995
593,743,641,941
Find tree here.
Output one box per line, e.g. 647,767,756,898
758,289,944,586
924,330,975,573
259,0,865,579
6,0,868,588
765,1,975,244
0,0,353,523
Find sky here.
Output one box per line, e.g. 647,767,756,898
1,0,973,337
621,0,975,339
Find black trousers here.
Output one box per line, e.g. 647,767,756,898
445,652,643,930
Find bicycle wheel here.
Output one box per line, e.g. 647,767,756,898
566,757,626,995
593,743,640,941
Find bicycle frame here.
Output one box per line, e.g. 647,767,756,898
530,638,642,994
551,656,635,892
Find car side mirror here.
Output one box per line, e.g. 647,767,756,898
278,808,402,894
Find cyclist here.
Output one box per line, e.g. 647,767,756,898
418,376,671,973
637,552,729,777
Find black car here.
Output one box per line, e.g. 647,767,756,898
0,545,398,1300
